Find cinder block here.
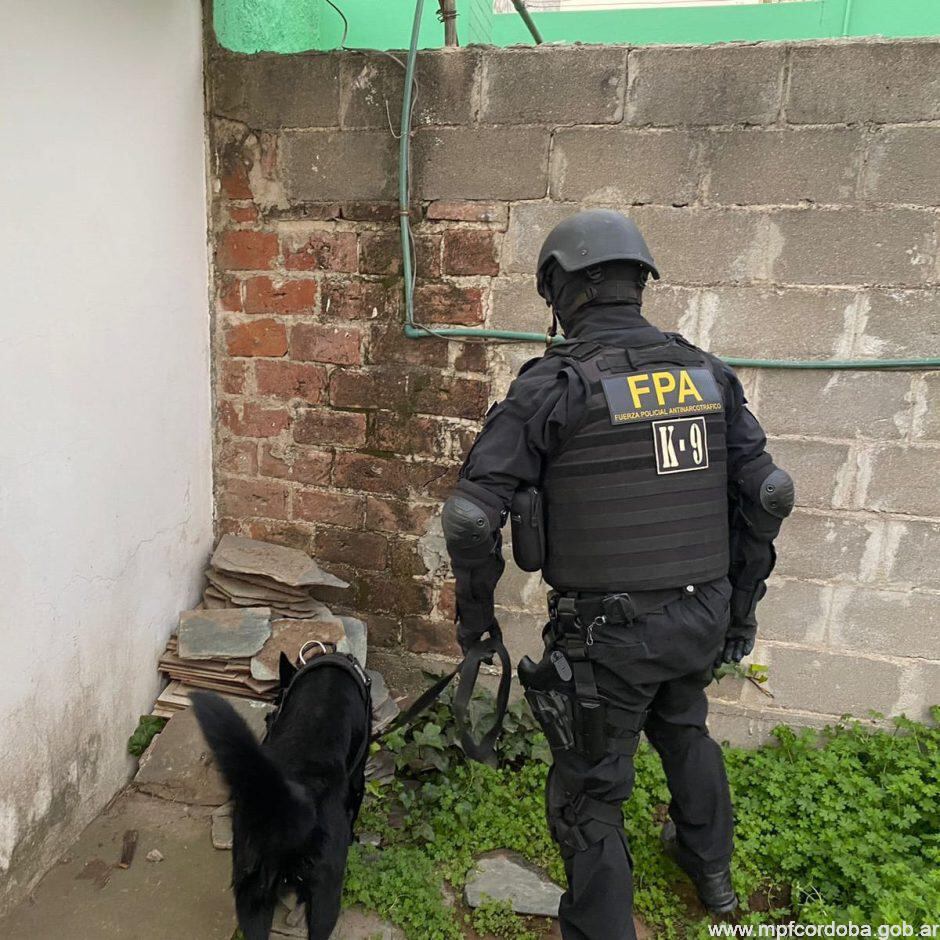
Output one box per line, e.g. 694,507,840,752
707,702,833,747
626,45,785,126
413,127,550,201
888,520,940,591
640,286,695,334
211,53,341,128
864,446,940,516
750,643,904,717
914,373,940,442
765,438,852,510
758,579,831,645
340,50,479,128
703,287,851,360
757,370,913,440
862,128,940,207
502,202,580,275
770,209,939,287
787,42,940,124
774,511,874,583
629,207,774,285
490,278,550,335
704,128,864,206
481,47,625,125
861,290,940,359
551,128,700,204
281,130,397,202
834,586,940,661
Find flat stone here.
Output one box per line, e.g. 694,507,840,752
251,617,347,681
135,697,271,806
372,696,400,735
365,669,388,707
178,607,271,660
212,534,349,589
206,569,314,603
0,792,235,940
464,851,563,918
211,803,233,851
338,615,368,666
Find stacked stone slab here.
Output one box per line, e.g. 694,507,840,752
205,37,940,741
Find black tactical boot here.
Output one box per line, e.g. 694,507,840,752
661,820,738,914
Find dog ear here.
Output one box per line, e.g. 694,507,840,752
279,652,298,688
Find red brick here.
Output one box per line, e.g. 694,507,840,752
283,230,358,273
359,612,401,648
219,359,249,395
389,539,428,577
293,489,364,527
255,360,327,402
219,477,290,520
217,135,252,200
426,200,508,226
331,368,488,420
358,573,432,616
322,278,394,321
437,581,457,621
260,444,333,485
413,282,484,325
220,276,242,312
367,324,449,368
219,400,290,438
267,203,342,222
316,527,388,571
359,231,441,278
443,230,499,277
371,413,445,456
290,324,362,365
294,408,367,447
453,342,487,373
412,462,459,500
341,202,402,222
366,497,437,536
218,439,258,476
403,617,460,656
246,519,314,553
217,230,278,271
227,204,259,224
333,452,410,497
244,276,317,315
224,318,288,357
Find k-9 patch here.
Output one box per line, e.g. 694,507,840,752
652,416,709,475
600,367,723,425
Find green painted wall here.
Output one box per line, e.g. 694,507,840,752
214,0,940,53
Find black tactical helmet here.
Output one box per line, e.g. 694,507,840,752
536,209,660,302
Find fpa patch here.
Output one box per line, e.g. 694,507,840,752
600,367,723,425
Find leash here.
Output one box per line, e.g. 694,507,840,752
374,636,513,765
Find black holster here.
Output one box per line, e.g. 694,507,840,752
510,487,545,572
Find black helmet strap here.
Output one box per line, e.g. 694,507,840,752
562,278,645,319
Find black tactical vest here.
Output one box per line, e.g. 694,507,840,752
542,335,730,593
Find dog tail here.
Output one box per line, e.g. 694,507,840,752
190,692,315,847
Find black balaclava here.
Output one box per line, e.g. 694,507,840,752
547,260,649,337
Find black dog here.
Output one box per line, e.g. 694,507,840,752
191,653,371,939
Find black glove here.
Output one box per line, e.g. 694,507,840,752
457,619,502,658
715,621,756,668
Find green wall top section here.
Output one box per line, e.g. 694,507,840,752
214,0,940,53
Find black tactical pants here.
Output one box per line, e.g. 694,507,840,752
545,578,735,940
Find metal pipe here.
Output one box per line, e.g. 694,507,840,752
511,0,544,44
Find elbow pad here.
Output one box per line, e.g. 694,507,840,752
442,495,497,566
759,468,795,519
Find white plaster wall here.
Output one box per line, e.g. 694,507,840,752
0,1,212,911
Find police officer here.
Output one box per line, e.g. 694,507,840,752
441,210,793,940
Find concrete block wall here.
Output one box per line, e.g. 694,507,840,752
205,38,940,742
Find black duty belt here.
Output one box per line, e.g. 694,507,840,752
551,585,693,627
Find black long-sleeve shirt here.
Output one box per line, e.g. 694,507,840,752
449,306,780,637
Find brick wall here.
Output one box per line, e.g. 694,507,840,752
205,37,940,742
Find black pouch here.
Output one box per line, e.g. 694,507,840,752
510,486,545,572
